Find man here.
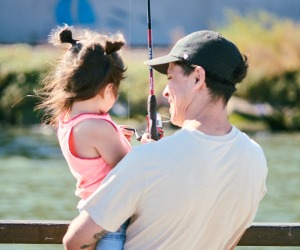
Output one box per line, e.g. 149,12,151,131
63,30,268,250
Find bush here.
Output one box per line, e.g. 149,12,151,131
217,11,300,130
0,45,59,124
1,12,300,130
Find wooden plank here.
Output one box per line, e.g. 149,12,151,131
0,220,300,246
239,223,300,246
0,220,69,244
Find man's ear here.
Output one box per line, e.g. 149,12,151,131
194,66,206,88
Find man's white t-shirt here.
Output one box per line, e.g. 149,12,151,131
81,126,268,250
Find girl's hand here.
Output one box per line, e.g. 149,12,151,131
119,125,135,142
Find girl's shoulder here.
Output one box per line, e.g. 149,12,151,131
73,115,118,136
62,113,117,129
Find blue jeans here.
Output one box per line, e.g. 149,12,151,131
95,220,129,250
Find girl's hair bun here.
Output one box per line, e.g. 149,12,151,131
105,33,126,55
105,41,125,55
59,28,77,45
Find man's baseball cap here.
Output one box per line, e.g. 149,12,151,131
144,30,244,84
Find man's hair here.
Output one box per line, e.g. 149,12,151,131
175,54,248,104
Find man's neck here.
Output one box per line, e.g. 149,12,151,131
183,101,232,136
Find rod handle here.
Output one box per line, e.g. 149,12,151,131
147,95,159,141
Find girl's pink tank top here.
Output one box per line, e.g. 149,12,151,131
57,113,131,200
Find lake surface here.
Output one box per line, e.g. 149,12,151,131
0,126,299,250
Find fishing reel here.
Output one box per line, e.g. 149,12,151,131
146,112,164,141
124,112,164,142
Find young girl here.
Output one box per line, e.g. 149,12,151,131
36,25,133,249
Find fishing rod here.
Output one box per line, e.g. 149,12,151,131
146,0,160,141
124,0,163,142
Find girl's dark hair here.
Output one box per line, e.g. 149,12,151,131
36,25,127,126
175,54,248,104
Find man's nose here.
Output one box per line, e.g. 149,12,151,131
162,85,169,98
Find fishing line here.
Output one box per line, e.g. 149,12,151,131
160,114,171,123
126,0,132,125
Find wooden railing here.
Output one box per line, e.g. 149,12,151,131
0,221,300,246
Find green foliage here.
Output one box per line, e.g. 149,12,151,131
218,11,300,78
0,45,59,124
217,11,300,130
1,11,300,130
242,71,300,108
228,113,269,133
0,70,41,124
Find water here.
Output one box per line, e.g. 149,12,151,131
0,126,299,250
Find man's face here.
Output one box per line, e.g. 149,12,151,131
163,63,195,127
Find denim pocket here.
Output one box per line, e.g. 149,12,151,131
96,220,129,250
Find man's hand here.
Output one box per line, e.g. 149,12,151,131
141,127,164,144
140,131,154,144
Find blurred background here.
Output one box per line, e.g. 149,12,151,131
0,0,299,249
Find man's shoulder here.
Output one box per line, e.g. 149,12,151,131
119,130,184,166
236,129,263,151
234,129,267,166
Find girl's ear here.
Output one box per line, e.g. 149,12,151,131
106,83,114,92
98,83,113,98
102,83,114,97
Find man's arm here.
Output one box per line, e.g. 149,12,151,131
229,229,246,250
63,210,107,250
